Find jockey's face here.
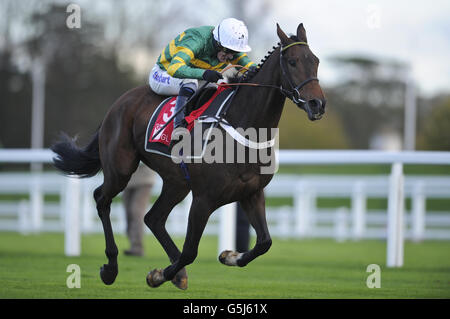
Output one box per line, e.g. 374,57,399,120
217,50,234,63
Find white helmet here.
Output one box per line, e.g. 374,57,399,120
213,18,251,53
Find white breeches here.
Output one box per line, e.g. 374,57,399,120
148,64,199,96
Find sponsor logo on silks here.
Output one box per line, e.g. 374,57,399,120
153,71,171,84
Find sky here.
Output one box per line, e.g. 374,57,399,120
269,0,450,96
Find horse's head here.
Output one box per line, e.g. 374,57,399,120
277,23,326,121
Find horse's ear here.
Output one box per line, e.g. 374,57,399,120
276,23,290,46
297,23,308,43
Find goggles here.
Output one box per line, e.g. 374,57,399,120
218,45,238,55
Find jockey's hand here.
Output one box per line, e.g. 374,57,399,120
202,70,223,83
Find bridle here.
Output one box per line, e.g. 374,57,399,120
218,41,319,108
279,41,319,105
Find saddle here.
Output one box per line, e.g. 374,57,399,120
145,85,234,157
185,87,217,115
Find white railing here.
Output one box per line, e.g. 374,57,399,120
276,150,450,267
1,148,450,267
278,150,450,165
3,173,448,239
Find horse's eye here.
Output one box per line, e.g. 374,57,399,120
288,59,296,67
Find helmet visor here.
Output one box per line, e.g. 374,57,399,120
218,44,238,55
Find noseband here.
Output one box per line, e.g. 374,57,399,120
279,41,319,105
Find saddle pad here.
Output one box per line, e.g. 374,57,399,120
148,96,177,146
145,86,233,157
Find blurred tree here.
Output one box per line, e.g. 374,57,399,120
326,55,407,149
39,4,140,146
0,49,32,148
97,0,184,79
0,0,39,148
0,3,140,148
228,0,275,58
417,96,450,151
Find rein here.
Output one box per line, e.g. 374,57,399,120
218,42,319,106
186,42,319,152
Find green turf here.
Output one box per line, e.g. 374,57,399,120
0,232,449,299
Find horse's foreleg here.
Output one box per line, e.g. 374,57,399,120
147,196,213,288
219,189,272,267
144,182,190,289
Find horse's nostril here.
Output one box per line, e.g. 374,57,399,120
308,98,321,109
321,99,327,109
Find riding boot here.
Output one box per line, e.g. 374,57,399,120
173,94,189,130
169,85,195,150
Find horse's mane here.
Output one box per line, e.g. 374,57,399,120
227,42,280,84
228,35,299,84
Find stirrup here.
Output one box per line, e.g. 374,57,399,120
168,134,181,152
173,119,188,130
169,123,186,151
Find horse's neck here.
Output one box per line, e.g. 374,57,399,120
226,50,286,130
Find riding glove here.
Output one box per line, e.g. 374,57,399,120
202,70,223,83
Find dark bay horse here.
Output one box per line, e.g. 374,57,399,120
51,23,326,290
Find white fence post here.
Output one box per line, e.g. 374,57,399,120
64,178,81,257
278,207,291,239
18,200,30,235
116,205,126,234
352,181,366,240
294,181,311,238
411,182,426,242
181,193,192,234
82,185,95,233
218,202,236,255
334,207,348,242
387,162,405,267
30,173,43,232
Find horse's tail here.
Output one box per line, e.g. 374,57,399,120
51,130,102,178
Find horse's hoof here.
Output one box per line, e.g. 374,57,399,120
171,268,188,290
218,250,244,266
146,269,166,288
100,264,118,285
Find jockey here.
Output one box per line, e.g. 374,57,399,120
148,18,257,140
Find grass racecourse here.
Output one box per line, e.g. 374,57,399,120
0,232,449,299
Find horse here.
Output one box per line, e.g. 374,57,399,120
51,23,326,290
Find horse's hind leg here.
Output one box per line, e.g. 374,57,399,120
144,181,190,289
146,195,214,288
95,161,139,285
94,185,118,285
219,189,272,267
